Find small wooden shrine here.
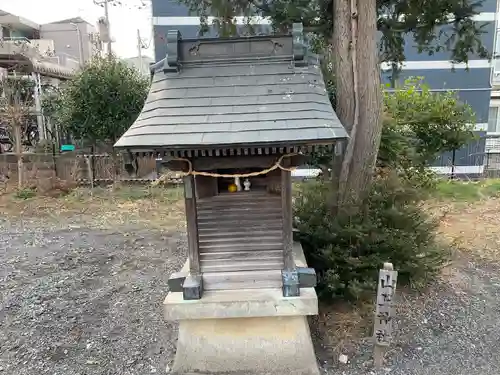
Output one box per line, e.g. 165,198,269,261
115,23,347,301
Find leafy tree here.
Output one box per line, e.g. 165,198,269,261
293,78,474,300
380,78,476,170
40,84,65,144
312,76,476,182
179,0,488,207
50,56,149,145
0,77,36,188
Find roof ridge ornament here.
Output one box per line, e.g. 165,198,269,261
292,23,306,67
164,30,181,73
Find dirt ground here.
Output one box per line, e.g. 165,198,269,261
1,187,500,375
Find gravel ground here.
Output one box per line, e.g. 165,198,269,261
0,218,185,375
1,217,499,375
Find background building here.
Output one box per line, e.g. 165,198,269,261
40,17,102,66
0,10,102,70
123,55,154,77
150,1,496,176
0,9,102,145
488,10,500,163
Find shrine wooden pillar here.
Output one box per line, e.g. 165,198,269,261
182,174,202,300
281,157,299,297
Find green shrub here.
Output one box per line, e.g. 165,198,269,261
14,187,37,200
294,173,449,301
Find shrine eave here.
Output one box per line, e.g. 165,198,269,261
114,23,348,152
118,141,339,159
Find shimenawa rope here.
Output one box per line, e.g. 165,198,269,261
153,153,297,186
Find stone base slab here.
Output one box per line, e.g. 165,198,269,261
164,287,318,320
171,315,320,375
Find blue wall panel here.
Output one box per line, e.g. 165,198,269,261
382,68,491,123
152,0,193,17
381,68,491,90
432,131,486,170
478,0,498,13
387,22,495,62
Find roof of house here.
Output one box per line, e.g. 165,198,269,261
114,24,347,152
47,16,93,26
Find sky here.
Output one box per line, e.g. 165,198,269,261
1,0,154,58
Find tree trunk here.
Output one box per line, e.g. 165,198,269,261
14,124,23,189
332,0,355,132
338,0,382,206
331,0,356,207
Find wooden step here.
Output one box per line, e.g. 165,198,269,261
199,235,282,245
199,242,283,253
206,192,278,199
200,194,280,201
197,206,282,212
197,213,282,223
198,230,282,237
197,197,281,208
198,230,283,238
201,257,283,265
200,249,283,261
202,269,283,290
200,259,284,272
197,206,282,215
198,229,283,238
197,213,282,221
197,221,283,230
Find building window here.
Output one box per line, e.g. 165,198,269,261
1,26,11,38
494,28,500,84
488,106,500,133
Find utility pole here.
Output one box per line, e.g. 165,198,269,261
103,0,112,57
137,29,144,75
70,22,85,67
94,0,112,57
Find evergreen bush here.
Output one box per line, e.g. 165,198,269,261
294,172,449,301
292,78,474,301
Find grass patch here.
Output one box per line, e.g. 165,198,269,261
296,178,500,202
67,184,183,203
1,183,185,231
14,187,37,200
434,179,500,201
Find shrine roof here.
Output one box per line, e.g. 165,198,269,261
114,24,347,152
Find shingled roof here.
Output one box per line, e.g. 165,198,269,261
114,23,347,152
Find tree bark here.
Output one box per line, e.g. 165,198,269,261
331,0,356,207
332,0,355,132
14,124,23,189
337,0,359,204
339,0,382,206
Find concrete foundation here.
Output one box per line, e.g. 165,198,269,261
164,242,320,375
171,315,319,375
